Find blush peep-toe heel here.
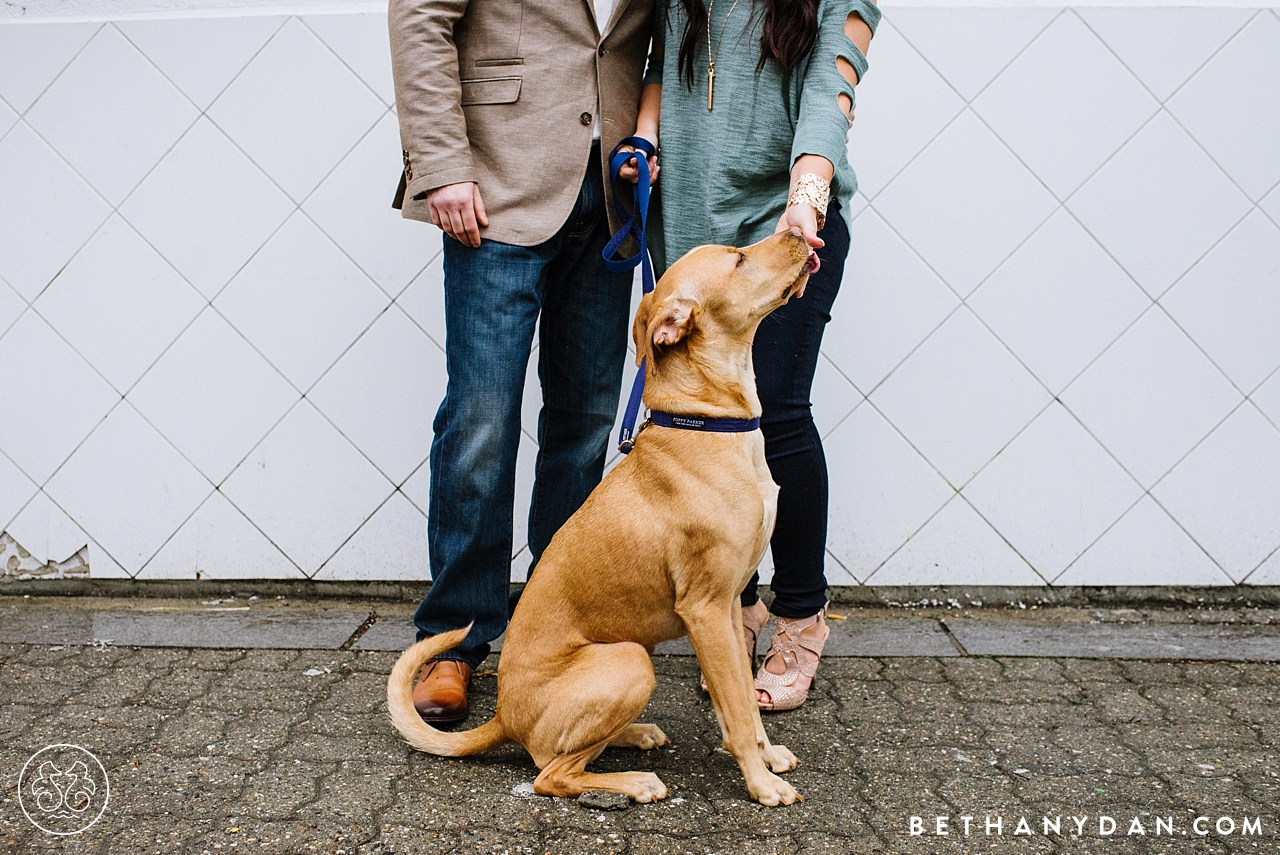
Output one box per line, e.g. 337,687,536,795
754,605,830,712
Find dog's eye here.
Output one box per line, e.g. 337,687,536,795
735,252,746,267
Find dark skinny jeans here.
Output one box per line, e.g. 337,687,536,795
742,200,849,619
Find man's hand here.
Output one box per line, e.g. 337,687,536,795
427,182,489,247
774,203,824,249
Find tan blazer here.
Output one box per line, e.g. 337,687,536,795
389,0,654,247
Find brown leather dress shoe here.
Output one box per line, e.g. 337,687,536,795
412,658,472,724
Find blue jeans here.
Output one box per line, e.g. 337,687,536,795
413,145,633,667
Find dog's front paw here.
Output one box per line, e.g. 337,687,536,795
762,744,799,773
749,772,802,806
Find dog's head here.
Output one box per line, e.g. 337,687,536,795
633,230,816,371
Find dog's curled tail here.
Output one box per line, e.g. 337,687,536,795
386,624,506,757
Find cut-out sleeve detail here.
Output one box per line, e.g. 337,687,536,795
790,0,878,170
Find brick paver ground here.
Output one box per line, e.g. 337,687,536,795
1,610,1277,854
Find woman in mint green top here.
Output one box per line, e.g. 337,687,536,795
624,0,879,711
639,0,879,269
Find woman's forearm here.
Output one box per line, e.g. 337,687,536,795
635,82,662,145
791,154,834,186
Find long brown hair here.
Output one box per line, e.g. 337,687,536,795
674,0,819,87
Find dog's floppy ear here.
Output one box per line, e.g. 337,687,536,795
647,296,698,351
632,294,652,368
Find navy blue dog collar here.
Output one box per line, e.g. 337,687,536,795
649,411,761,433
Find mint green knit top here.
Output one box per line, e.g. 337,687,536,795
643,0,880,274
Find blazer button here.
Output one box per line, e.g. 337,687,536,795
580,112,593,125
598,45,607,56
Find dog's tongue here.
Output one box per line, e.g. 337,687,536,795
793,249,818,299
804,249,821,275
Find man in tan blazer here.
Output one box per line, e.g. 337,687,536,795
389,0,656,723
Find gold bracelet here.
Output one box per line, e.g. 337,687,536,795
788,173,830,230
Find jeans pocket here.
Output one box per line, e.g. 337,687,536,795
566,209,599,240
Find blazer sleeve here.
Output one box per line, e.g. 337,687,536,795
389,0,477,202
789,0,880,171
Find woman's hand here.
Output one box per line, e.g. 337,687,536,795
616,141,660,185
775,202,824,249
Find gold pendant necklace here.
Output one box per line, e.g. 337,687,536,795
706,0,741,111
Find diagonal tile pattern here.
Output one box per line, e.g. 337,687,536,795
127,308,297,485
34,215,205,394
967,210,1150,395
0,22,99,113
307,306,446,486
886,7,1058,102
1167,13,1280,201
219,401,393,576
1153,404,1280,582
1160,211,1280,394
302,12,396,106
0,453,39,535
1060,309,1242,489
303,113,433,297
0,278,23,339
120,118,294,299
213,213,390,392
116,16,285,110
973,12,1158,199
873,110,1058,296
871,308,1050,488
964,404,1142,582
0,312,120,485
44,403,212,574
0,98,16,138
1,8,1279,587
1066,111,1251,298
1077,7,1255,103
26,26,197,206
207,18,386,202
0,123,111,302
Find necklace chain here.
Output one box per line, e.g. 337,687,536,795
705,0,741,111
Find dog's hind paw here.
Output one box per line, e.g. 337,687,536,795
762,744,799,773
749,773,803,806
610,723,670,751
627,772,669,803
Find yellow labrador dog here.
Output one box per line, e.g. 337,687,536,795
387,230,818,806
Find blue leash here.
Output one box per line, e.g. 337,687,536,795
603,137,656,454
604,138,761,454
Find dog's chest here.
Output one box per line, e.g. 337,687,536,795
747,436,780,567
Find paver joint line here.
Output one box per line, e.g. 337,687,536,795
341,611,381,651
935,618,969,657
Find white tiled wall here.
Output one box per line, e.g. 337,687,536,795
2,7,1279,588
